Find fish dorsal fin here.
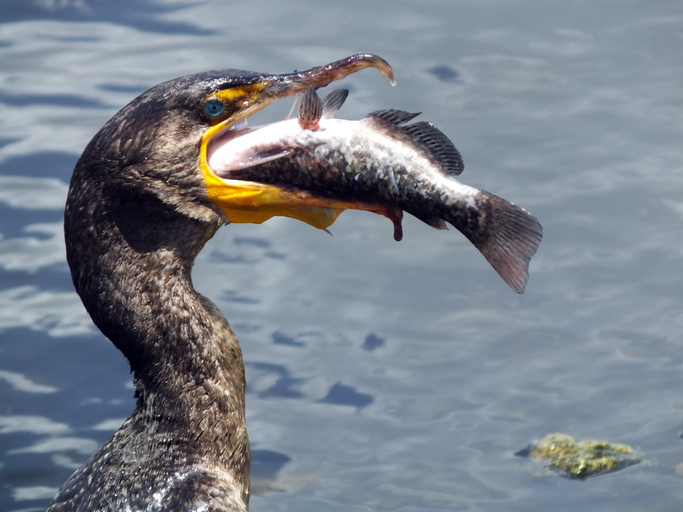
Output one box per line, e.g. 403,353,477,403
401,121,464,176
369,109,421,126
368,109,464,176
321,89,349,118
298,86,323,130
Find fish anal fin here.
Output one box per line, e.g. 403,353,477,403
412,211,449,230
321,89,349,119
298,86,323,130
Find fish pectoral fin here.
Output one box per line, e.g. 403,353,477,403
424,216,449,230
233,147,294,170
298,86,323,129
412,212,448,230
321,89,349,118
298,87,349,126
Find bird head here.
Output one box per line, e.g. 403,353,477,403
78,54,395,233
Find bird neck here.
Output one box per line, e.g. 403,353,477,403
64,176,249,487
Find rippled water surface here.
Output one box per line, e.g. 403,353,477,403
1,1,682,510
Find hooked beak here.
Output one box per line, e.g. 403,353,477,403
199,54,398,230
220,53,394,127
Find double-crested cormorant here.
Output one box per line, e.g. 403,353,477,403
48,55,396,512
48,52,542,510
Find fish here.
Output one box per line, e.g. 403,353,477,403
207,86,543,293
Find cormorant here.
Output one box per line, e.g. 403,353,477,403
47,54,395,512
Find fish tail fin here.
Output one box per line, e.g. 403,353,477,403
467,192,542,293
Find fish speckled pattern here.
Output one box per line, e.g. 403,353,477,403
209,88,542,293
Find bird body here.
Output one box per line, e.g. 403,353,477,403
53,80,250,512
50,54,396,512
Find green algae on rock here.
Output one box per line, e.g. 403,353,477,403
521,433,641,480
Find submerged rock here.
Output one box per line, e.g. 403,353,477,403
520,433,641,480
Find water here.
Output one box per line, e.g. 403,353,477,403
1,1,682,510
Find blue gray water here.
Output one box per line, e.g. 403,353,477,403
1,1,682,510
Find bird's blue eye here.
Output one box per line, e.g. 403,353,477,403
203,99,225,118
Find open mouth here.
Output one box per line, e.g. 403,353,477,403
198,54,399,232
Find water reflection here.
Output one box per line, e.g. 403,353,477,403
9,437,100,456
428,64,462,83
247,361,305,399
361,333,385,352
0,415,67,434
319,382,374,410
272,332,306,348
0,372,57,394
1,0,682,511
0,223,65,273
2,0,212,36
0,286,91,336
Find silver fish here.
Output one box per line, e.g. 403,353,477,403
207,87,542,293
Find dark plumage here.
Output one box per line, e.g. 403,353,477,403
48,55,395,512
53,74,249,512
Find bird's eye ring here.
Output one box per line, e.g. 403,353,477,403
203,99,225,118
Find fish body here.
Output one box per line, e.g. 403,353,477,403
207,87,542,293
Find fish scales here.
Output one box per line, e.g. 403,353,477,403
213,120,511,249
220,122,474,225
208,88,542,293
